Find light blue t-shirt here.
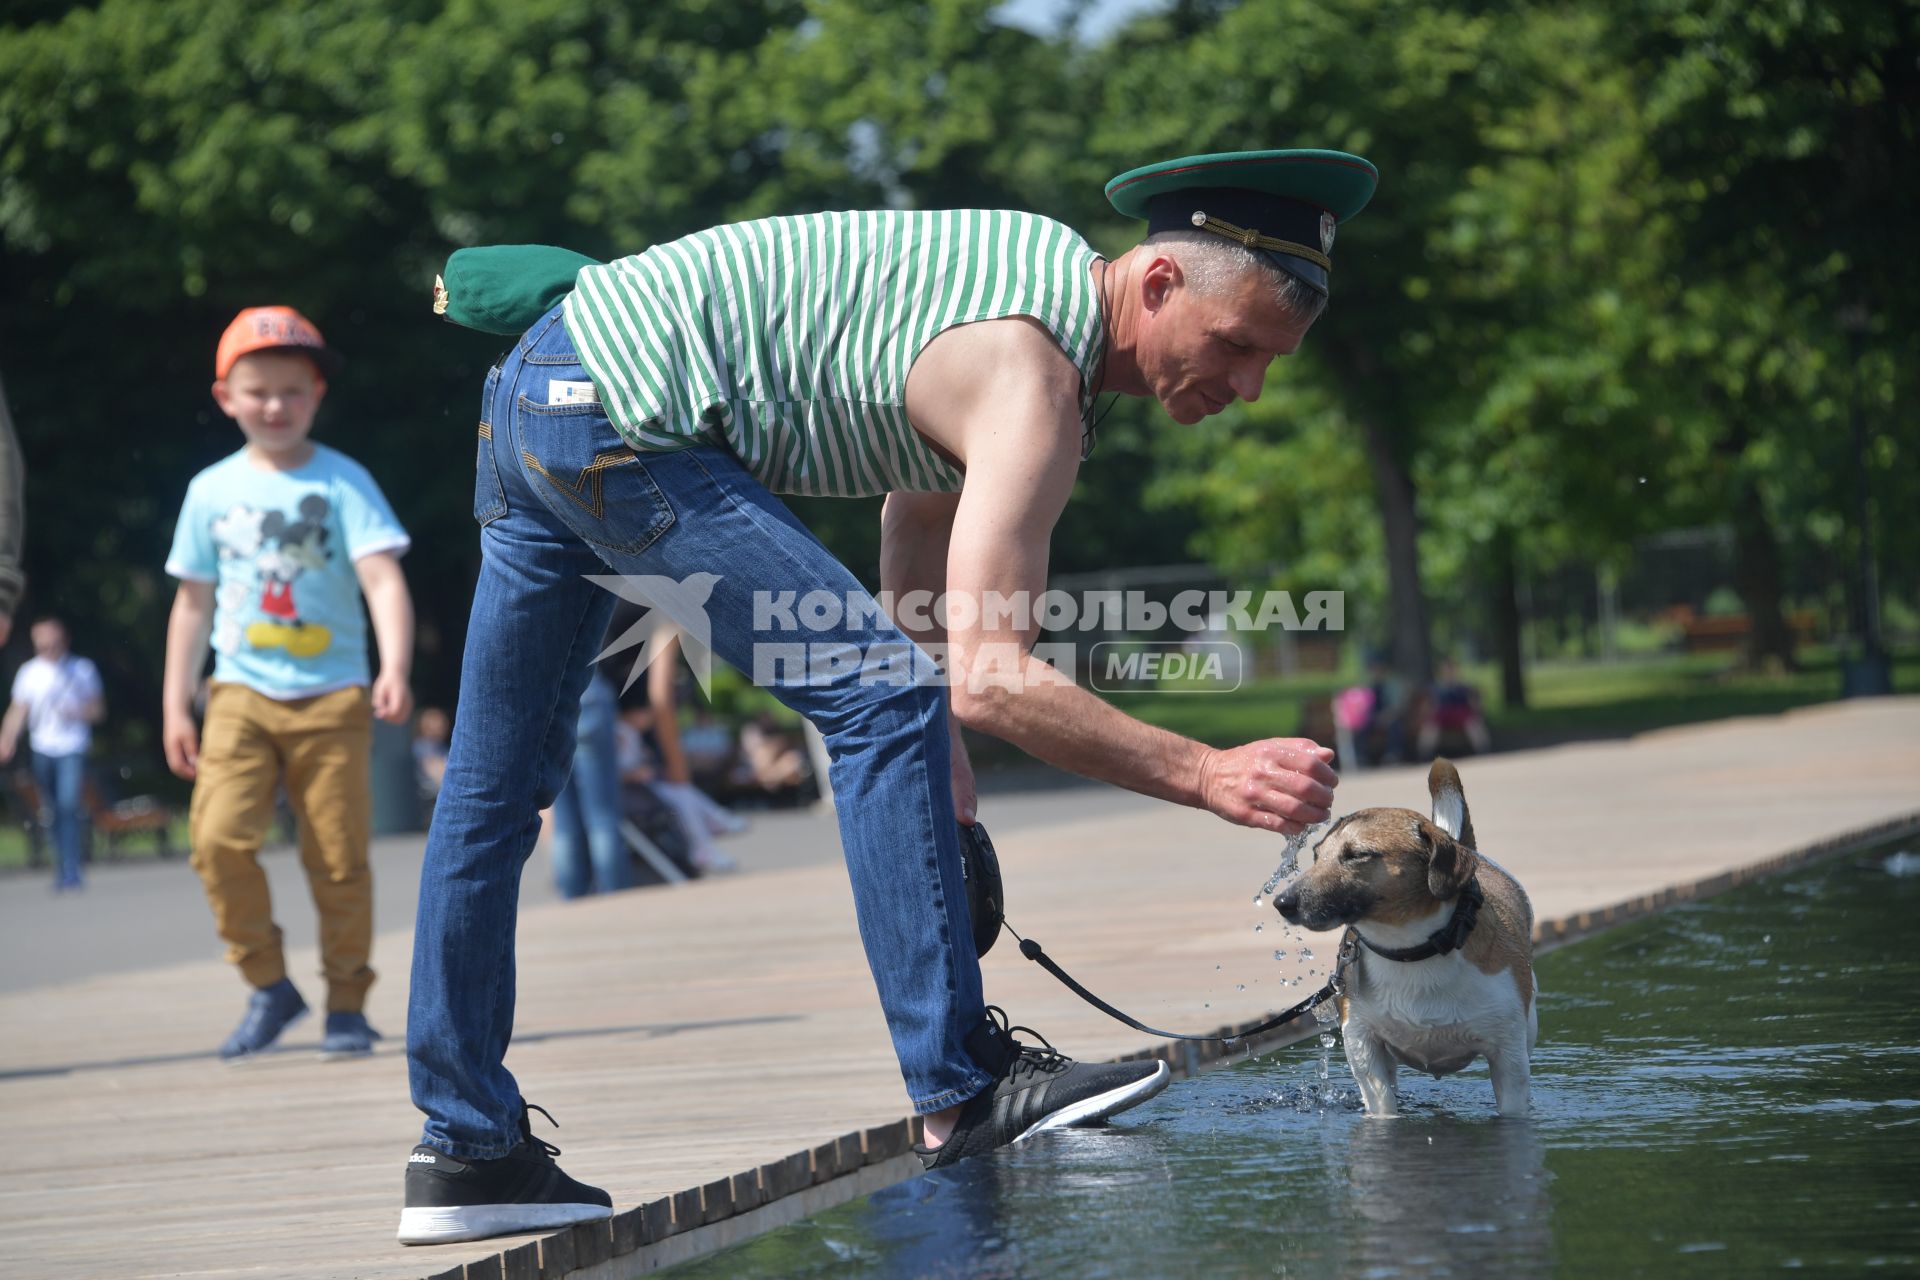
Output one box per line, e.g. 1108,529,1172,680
165,443,409,698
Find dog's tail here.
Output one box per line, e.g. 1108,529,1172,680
1428,758,1477,849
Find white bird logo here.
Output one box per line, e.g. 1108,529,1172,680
586,573,721,695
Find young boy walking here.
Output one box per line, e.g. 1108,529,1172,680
162,306,415,1059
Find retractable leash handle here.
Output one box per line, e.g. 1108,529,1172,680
961,819,1342,1046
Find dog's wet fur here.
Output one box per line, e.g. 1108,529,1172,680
1276,760,1536,1117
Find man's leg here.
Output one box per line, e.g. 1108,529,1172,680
33,750,87,889
501,381,994,1111
406,346,617,1162
279,686,376,1014
399,322,619,1246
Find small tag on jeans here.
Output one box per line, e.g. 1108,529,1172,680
548,379,600,406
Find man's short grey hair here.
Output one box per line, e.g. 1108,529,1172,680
1144,229,1328,323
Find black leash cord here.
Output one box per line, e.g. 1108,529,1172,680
1005,922,1340,1045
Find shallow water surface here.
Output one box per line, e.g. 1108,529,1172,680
670,843,1920,1277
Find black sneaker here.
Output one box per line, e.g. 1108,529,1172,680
914,1007,1171,1170
397,1104,612,1245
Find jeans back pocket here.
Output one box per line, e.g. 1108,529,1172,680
513,394,676,556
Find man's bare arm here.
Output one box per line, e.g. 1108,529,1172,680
904,318,1335,833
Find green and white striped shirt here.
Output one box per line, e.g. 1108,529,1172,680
562,209,1105,497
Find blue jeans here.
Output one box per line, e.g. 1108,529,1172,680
548,672,632,899
408,307,996,1158
32,749,89,890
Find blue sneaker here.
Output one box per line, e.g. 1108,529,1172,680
218,979,308,1059
320,1011,381,1058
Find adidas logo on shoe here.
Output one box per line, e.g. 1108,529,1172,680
397,1105,612,1246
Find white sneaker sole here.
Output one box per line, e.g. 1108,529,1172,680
1015,1060,1172,1143
397,1201,612,1245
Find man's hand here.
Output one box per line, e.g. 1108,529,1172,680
163,709,200,780
371,671,414,724
1196,739,1338,836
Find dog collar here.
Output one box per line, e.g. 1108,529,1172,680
1354,876,1484,963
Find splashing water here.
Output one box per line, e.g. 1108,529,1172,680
1257,824,1321,900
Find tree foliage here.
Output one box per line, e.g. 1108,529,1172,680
0,0,1911,754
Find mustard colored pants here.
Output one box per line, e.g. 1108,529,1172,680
188,682,375,1012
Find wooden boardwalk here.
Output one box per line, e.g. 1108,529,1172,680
2,698,1915,1279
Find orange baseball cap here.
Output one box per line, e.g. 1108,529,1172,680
214,306,344,380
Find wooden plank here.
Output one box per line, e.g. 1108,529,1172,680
765,1150,811,1200
671,1187,704,1237
572,1219,612,1269
700,1176,734,1226
809,1140,840,1185
462,1255,502,1280
832,1132,863,1176
610,1205,645,1255
500,1241,540,1280
537,1227,576,1279
640,1197,674,1246
730,1167,766,1213
862,1120,910,1164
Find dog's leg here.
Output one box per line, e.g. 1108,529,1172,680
1343,1022,1400,1117
1488,1038,1532,1118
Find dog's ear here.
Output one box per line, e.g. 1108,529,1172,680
1421,819,1480,900
1427,758,1477,850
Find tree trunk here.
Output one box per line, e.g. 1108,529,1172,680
1730,468,1798,671
1491,526,1528,709
1356,414,1434,686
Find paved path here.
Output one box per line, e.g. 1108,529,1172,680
1,698,1914,1279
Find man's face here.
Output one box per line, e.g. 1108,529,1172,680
30,620,67,658
1137,261,1317,425
212,352,326,454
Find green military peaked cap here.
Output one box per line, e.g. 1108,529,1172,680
1105,149,1378,296
433,244,605,335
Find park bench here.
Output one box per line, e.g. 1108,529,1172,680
7,767,178,867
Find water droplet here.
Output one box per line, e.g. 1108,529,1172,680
1236,983,1246,992
1273,949,1288,962
1763,934,1772,943
1253,923,1264,933
1215,964,1222,971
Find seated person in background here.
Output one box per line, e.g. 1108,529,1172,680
618,625,745,873
413,706,451,803
1418,657,1491,757
736,710,813,803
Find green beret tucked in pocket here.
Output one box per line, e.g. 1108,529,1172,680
433,245,604,335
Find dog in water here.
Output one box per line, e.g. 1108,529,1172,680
1274,760,1536,1117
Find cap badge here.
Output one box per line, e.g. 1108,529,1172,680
1320,211,1337,254
433,274,450,316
